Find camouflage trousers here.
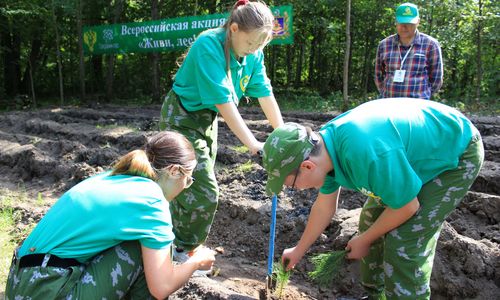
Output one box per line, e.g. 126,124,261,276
5,241,152,299
159,90,219,251
358,134,484,300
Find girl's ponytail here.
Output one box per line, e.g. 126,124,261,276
111,131,196,180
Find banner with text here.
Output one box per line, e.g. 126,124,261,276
83,5,292,55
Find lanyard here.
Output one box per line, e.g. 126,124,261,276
398,44,413,70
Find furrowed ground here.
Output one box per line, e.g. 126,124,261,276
0,105,498,299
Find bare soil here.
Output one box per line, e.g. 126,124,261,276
0,105,498,299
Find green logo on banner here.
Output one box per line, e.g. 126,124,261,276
83,5,293,55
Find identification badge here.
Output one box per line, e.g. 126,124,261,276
393,70,406,83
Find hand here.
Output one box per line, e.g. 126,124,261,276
345,234,372,260
282,246,305,271
188,247,216,270
249,141,264,156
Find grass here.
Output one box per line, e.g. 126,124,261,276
2,89,497,116
0,192,18,292
308,250,348,288
0,207,16,291
0,189,46,294
230,145,249,154
273,259,292,299
236,160,254,173
240,88,500,115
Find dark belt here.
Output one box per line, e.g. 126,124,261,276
19,254,81,269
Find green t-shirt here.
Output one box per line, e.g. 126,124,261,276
173,28,273,112
19,172,174,262
319,98,478,209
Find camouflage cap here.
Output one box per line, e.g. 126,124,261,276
262,122,315,196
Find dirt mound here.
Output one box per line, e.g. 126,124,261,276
0,105,498,299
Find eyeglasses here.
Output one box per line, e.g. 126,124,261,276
185,175,195,188
290,168,299,191
178,167,195,189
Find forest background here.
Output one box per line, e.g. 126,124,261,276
0,0,498,112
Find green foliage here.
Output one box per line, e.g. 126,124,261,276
236,160,253,173
0,208,16,291
273,259,292,299
308,250,347,288
230,145,249,154
0,192,21,290
0,0,497,107
0,189,48,289
36,192,44,205
270,88,342,112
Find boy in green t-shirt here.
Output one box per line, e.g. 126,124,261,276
262,98,484,299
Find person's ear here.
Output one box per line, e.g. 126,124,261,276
230,23,239,33
165,164,181,177
300,160,317,171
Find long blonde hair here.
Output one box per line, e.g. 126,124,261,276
111,131,196,180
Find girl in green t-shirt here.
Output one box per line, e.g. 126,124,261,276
159,0,284,259
6,131,216,299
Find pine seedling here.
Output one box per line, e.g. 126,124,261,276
308,250,347,288
273,259,291,299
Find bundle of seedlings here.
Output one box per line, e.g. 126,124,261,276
273,259,292,299
308,250,348,287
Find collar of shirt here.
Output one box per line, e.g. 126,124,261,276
229,49,248,68
393,30,422,47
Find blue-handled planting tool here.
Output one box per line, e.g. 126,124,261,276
266,194,278,297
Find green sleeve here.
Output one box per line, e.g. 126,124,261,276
244,51,273,98
133,199,175,250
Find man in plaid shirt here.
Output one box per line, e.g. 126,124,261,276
375,3,443,100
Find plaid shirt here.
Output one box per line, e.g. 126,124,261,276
375,31,443,99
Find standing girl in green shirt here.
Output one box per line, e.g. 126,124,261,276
6,131,216,299
160,0,284,259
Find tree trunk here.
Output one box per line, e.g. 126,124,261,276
316,30,328,95
475,0,483,103
347,30,354,93
106,0,125,101
207,0,217,14
150,0,161,103
286,45,293,87
20,37,42,95
1,15,21,97
77,0,86,103
428,0,434,35
269,46,277,84
308,35,316,87
90,57,103,95
362,36,371,99
51,0,64,106
28,58,36,108
330,32,343,91
342,0,351,111
294,43,304,87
